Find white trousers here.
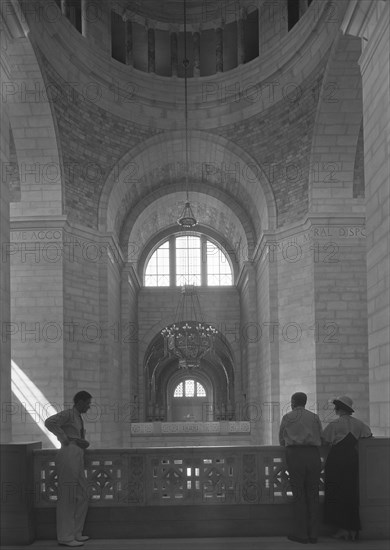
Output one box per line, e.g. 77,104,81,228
55,442,89,542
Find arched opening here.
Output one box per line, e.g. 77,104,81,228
168,375,212,422
143,329,235,422
144,234,234,287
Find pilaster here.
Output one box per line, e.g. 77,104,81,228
342,0,390,435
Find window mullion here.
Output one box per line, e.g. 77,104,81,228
144,233,232,287
201,235,207,286
170,236,176,286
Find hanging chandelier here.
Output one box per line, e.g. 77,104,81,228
161,285,218,368
177,0,197,229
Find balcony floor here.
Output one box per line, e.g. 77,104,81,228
1,538,389,550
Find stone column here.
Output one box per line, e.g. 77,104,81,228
254,243,281,445
125,19,133,66
96,234,124,447
121,266,140,445
193,31,200,77
9,223,65,445
310,220,369,424
237,262,262,443
216,26,223,73
148,27,155,73
170,31,178,76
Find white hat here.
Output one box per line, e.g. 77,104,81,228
333,395,354,413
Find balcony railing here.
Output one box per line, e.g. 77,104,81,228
33,445,326,508
2,439,388,543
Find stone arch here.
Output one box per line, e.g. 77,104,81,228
124,190,252,270
98,130,277,241
4,18,63,217
1,0,65,445
137,224,240,284
143,326,236,422
308,31,364,214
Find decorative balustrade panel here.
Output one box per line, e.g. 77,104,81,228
34,447,326,508
148,452,238,505
131,421,250,435
34,450,132,507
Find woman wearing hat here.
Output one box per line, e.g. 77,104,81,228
322,395,372,541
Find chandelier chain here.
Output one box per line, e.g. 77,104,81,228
177,0,197,228
184,0,189,201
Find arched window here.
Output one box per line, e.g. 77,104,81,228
144,235,233,287
173,379,207,398
144,241,170,286
171,378,209,421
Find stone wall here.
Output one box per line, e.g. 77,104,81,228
3,0,387,448
254,217,371,442
275,229,317,414
23,0,341,233
313,223,369,423
237,263,263,443
0,83,12,444
356,1,390,435
62,227,112,446
8,224,64,445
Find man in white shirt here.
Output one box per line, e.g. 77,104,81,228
279,392,323,544
45,391,92,547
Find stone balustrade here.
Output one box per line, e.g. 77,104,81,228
33,444,324,507
1,439,388,542
131,421,251,435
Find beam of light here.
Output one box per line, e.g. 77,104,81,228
11,360,60,448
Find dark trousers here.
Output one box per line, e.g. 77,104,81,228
285,446,321,540
324,433,361,531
